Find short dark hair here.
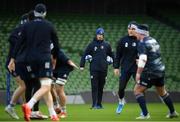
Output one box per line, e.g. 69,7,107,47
35,3,46,13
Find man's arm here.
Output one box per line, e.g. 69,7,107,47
113,39,123,69
113,39,123,76
51,25,60,59
11,26,25,59
80,43,92,69
136,42,148,83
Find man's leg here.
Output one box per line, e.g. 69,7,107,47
116,71,131,114
29,79,48,119
32,79,40,112
56,84,67,118
134,83,150,119
51,84,61,114
22,78,58,121
96,72,106,108
156,85,179,118
90,72,99,108
5,76,26,119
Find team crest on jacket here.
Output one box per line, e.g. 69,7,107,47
94,46,97,51
132,42,136,47
101,45,104,49
125,42,128,47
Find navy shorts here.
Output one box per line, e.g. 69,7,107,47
26,60,53,79
15,62,31,81
139,75,165,88
53,72,69,85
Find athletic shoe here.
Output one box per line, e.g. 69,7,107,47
50,115,59,121
59,112,67,118
90,104,96,109
30,111,48,119
5,106,19,119
96,105,104,109
166,111,179,118
116,104,124,114
22,104,31,121
136,113,150,119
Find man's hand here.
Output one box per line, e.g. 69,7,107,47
114,69,119,76
8,58,15,73
68,60,79,69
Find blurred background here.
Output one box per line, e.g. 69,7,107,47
0,0,179,103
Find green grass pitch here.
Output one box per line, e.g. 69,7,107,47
0,103,180,122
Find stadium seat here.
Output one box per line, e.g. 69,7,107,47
0,14,179,94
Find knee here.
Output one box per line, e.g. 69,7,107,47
41,85,51,93
21,85,26,91
18,81,26,91
134,85,142,96
40,79,52,91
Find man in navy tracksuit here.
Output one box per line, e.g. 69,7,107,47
114,21,138,114
6,12,47,120
80,28,113,109
8,3,60,121
52,48,78,118
5,13,29,120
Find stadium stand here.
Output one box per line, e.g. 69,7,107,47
0,14,179,94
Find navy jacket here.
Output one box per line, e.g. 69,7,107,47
12,17,60,62
6,24,23,67
80,38,113,72
114,35,138,72
54,49,73,74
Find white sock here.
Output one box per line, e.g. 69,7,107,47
48,107,56,116
27,98,37,109
119,98,125,105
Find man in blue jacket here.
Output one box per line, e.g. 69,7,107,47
80,28,113,109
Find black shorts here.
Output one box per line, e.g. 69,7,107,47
26,60,53,79
53,72,69,85
15,62,31,81
139,75,165,88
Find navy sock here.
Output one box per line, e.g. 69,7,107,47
161,93,175,114
136,94,148,116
